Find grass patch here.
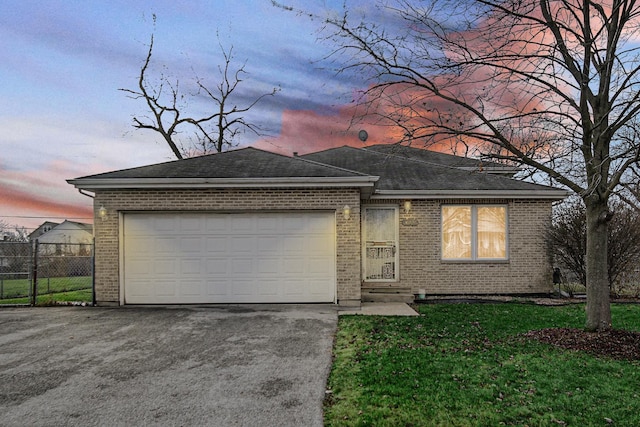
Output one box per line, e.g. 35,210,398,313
325,303,640,426
0,276,91,300
0,276,92,305
0,289,93,305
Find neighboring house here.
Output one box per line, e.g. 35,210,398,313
28,221,59,241
68,144,567,307
35,220,93,256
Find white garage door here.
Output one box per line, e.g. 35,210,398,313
122,212,336,304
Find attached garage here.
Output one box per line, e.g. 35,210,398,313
122,211,337,304
68,147,375,306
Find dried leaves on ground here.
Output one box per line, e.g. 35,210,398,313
524,328,640,361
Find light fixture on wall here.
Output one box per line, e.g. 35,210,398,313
343,205,351,220
403,200,412,214
98,206,107,221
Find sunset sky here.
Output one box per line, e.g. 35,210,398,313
1,0,402,231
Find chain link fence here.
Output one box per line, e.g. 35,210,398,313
0,242,31,300
0,240,93,304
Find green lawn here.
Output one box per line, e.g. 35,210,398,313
325,303,640,426
0,289,93,305
0,276,92,304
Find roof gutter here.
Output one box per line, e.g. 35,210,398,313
371,189,569,200
67,176,379,196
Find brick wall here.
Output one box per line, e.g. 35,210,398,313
94,188,553,305
93,188,361,306
363,198,554,295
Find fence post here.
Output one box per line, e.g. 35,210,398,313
28,241,33,302
92,237,96,306
31,240,38,306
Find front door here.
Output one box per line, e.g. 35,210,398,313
362,206,399,282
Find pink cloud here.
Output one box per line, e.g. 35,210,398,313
0,185,92,219
254,107,402,155
1,161,94,230
254,85,479,157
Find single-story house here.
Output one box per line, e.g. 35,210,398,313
35,220,94,256
68,144,567,306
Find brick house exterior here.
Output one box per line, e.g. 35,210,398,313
363,198,553,295
69,144,566,306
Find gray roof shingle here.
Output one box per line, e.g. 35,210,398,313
364,144,517,172
76,147,369,180
69,145,566,198
301,146,560,193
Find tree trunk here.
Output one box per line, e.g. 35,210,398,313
585,198,612,331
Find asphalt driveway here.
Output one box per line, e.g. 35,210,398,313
0,305,338,426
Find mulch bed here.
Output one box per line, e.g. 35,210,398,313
523,328,640,361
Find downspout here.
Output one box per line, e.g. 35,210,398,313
77,189,95,199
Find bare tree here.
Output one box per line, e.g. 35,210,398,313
121,34,279,159
277,0,640,330
0,220,28,242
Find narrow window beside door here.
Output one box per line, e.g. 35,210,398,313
363,206,399,281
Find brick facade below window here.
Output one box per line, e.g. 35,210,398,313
363,198,554,296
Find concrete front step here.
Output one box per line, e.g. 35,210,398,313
339,303,420,316
362,287,415,303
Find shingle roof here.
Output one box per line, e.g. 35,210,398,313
77,147,368,179
69,145,566,199
301,146,562,194
364,144,518,173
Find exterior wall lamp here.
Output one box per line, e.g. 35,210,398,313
98,206,107,221
403,200,412,214
343,205,351,220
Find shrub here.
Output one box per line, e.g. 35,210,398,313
547,197,640,295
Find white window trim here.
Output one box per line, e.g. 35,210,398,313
441,204,509,261
362,206,400,282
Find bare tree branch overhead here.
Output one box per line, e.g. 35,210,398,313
277,0,640,331
120,33,279,159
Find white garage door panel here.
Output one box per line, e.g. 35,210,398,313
123,212,336,304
